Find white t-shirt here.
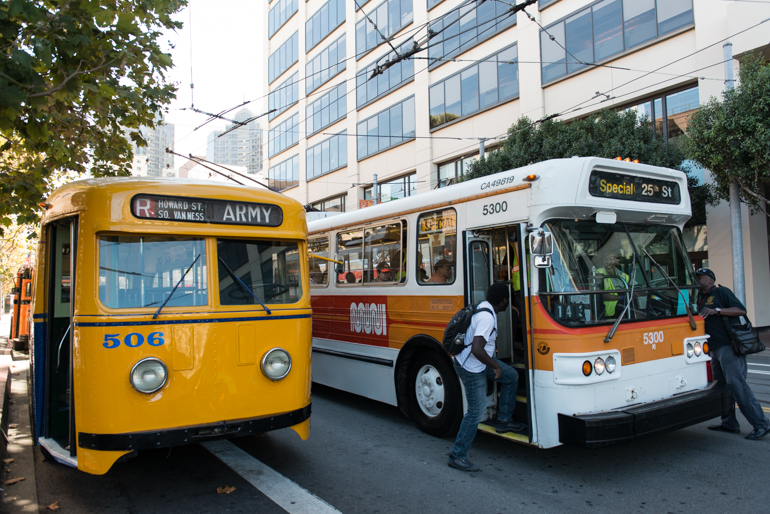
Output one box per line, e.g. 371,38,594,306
456,301,497,373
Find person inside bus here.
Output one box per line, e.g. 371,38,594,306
448,282,524,472
427,259,453,283
309,263,323,285
597,253,629,318
345,271,356,284
373,262,394,283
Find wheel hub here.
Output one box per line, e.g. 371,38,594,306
415,364,445,418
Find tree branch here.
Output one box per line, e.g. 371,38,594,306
736,177,770,216
27,56,119,99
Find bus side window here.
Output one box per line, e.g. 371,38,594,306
336,229,363,285
417,209,457,285
309,235,329,287
364,222,402,285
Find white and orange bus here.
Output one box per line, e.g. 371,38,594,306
307,157,728,448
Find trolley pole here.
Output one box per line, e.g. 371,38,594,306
723,42,746,304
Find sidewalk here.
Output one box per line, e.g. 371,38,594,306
0,312,38,513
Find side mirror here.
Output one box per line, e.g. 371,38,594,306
335,263,344,275
528,229,553,256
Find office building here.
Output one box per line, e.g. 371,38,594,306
264,0,770,324
206,108,264,175
131,117,175,177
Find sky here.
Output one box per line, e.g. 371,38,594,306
162,0,265,170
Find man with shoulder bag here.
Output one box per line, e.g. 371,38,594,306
696,268,770,440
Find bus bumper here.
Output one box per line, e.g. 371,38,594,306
557,383,730,448
78,403,311,452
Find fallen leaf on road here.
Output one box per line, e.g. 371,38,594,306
217,486,236,494
5,477,25,485
12,373,18,376
46,501,60,510
3,458,14,464
9,424,17,429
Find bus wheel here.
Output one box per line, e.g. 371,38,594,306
408,351,461,438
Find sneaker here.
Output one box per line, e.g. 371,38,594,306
495,420,526,434
745,424,770,440
447,455,480,471
707,424,741,434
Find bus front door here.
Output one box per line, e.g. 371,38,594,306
40,218,77,465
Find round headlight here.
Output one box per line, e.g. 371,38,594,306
594,357,606,375
130,358,168,394
686,343,694,358
693,342,702,356
582,360,592,376
605,355,616,374
262,348,292,380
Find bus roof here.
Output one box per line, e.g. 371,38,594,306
308,157,691,234
41,176,307,233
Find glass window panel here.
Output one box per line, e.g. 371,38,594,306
443,12,460,56
477,0,496,39
565,9,593,73
309,236,329,286
402,0,413,26
461,66,479,116
366,18,377,50
218,239,301,305
357,123,367,159
444,74,461,123
402,97,415,138
654,97,664,134
497,46,518,100
356,20,366,56
389,0,400,38
666,87,699,140
368,116,379,155
389,60,402,89
429,83,445,128
541,23,566,82
306,147,314,179
459,3,477,50
479,59,498,108
336,230,363,285
99,236,208,309
623,0,656,48
376,3,389,38
390,102,403,146
417,209,457,285
378,111,390,151
593,0,623,61
340,132,347,166
320,141,329,173
657,0,693,34
330,135,339,170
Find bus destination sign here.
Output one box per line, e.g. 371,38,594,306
131,194,283,227
588,170,681,205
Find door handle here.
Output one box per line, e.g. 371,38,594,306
57,324,71,368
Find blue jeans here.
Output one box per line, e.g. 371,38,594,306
711,345,770,431
449,357,519,459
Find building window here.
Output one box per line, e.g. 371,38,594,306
437,154,478,188
427,0,443,11
268,72,299,121
310,194,346,212
427,1,515,68
357,96,415,160
268,0,298,39
306,0,345,53
356,38,415,109
268,31,299,84
624,85,698,143
355,0,371,12
429,44,518,129
364,173,416,203
306,34,346,95
541,0,693,84
539,0,560,9
268,112,299,157
306,82,347,137
268,154,299,190
307,131,348,181
355,0,413,59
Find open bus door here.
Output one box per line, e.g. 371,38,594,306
38,218,77,466
464,225,532,443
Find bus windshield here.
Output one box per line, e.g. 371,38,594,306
539,221,698,326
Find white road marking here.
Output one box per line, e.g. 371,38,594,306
748,370,770,375
202,440,340,514
748,363,770,367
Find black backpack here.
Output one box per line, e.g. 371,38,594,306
442,303,494,356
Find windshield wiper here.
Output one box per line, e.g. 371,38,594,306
604,254,637,343
641,248,697,331
153,254,201,319
217,257,272,315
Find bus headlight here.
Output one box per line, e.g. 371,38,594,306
686,343,694,358
130,358,168,394
261,348,292,380
594,357,606,375
605,355,616,374
693,342,702,356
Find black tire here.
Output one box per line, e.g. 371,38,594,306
407,350,462,438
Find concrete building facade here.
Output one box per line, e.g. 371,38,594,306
131,118,175,177
264,0,770,324
206,108,264,175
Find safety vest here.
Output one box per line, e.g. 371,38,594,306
597,268,629,317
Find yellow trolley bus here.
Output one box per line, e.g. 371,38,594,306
31,177,312,474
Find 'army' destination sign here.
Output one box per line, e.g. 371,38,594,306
131,194,283,227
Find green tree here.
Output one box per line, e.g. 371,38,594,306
0,0,186,230
464,109,708,226
681,56,770,216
